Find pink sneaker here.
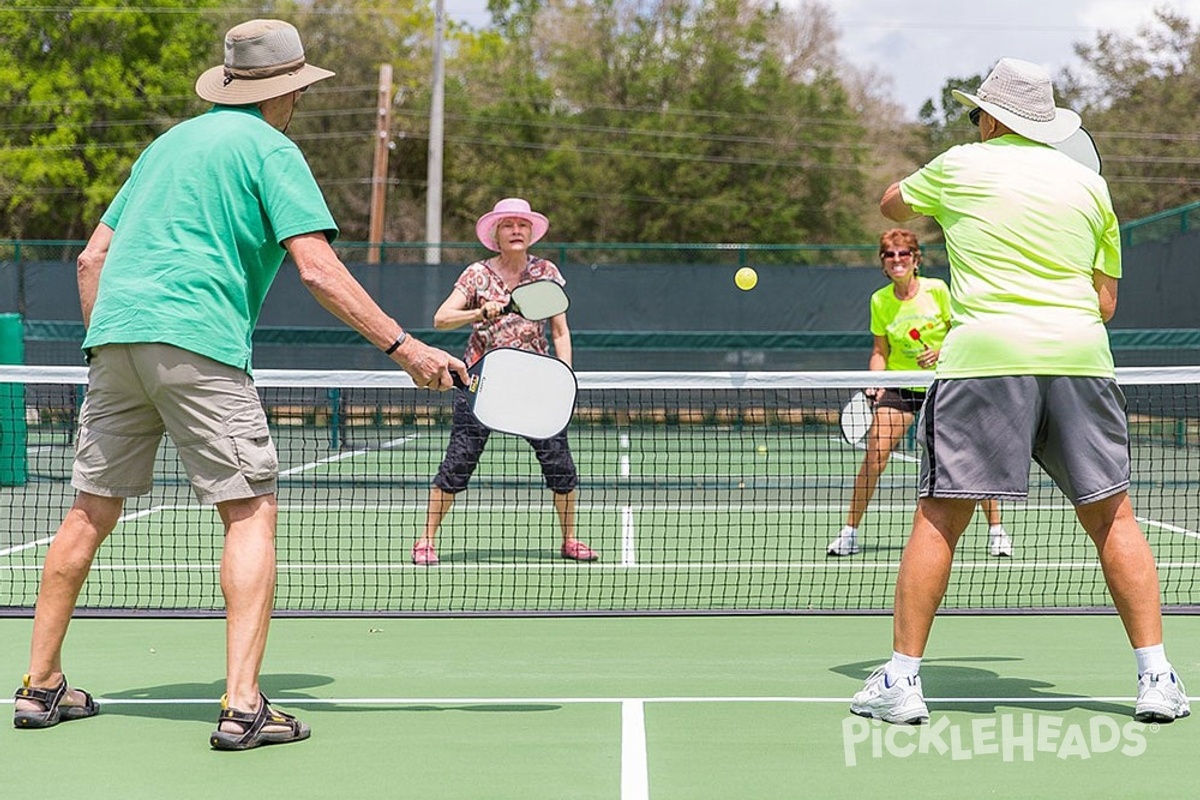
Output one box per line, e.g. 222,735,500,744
411,542,439,566
560,540,599,562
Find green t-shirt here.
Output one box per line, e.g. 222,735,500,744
899,135,1121,378
870,276,951,373
88,105,338,371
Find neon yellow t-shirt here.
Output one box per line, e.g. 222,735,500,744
899,135,1121,378
870,277,951,373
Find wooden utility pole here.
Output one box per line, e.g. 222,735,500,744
367,63,393,264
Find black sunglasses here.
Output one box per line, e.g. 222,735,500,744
880,249,914,259
969,107,982,126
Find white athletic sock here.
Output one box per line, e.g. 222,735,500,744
842,525,858,536
885,651,922,680
989,524,1005,536
1135,644,1171,676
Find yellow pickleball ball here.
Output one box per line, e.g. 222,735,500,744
734,266,758,291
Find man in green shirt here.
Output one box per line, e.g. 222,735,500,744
849,58,1187,726
12,19,467,749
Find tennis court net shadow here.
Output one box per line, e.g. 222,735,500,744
436,547,567,564
832,658,1134,717
98,673,333,722
99,674,563,722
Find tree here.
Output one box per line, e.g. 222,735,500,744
1065,8,1200,219
279,0,438,243
406,0,874,249
0,0,228,240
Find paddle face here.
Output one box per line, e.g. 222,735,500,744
454,347,577,439
504,280,569,321
839,391,874,445
1053,127,1102,174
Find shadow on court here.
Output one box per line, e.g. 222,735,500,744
832,657,1134,717
436,547,573,564
98,673,561,722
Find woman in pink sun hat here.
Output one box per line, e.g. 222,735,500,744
411,198,598,566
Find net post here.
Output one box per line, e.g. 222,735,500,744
328,387,343,450
0,313,27,486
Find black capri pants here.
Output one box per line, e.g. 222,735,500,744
433,391,579,494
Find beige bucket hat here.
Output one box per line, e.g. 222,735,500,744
195,19,334,105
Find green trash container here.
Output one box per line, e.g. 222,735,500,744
0,313,26,486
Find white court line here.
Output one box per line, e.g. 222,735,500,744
622,700,649,800
0,504,170,557
279,435,418,476
15,561,1200,573
0,694,1147,706
1138,516,1200,540
0,536,54,557
622,507,637,566
848,437,918,463
618,433,637,567
114,502,1086,513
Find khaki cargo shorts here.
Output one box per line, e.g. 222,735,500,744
72,343,278,504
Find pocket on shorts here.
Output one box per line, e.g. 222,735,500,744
228,421,278,483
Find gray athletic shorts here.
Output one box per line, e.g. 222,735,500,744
917,375,1130,505
73,343,278,504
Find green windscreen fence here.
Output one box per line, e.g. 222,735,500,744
0,314,25,486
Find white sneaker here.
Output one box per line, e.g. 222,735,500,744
850,666,930,725
1135,670,1191,722
989,528,1013,557
827,526,859,556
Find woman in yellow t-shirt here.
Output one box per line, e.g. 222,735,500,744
827,229,1011,557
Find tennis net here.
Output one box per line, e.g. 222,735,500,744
1,365,1198,616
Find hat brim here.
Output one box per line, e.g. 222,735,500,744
952,89,1080,145
475,210,550,251
195,63,335,105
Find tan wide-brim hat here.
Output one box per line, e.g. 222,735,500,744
952,57,1080,145
195,19,335,105
475,198,550,251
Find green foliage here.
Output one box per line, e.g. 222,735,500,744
414,0,871,248
13,2,1200,249
281,0,436,241
1066,8,1200,220
0,0,227,239
914,10,1200,224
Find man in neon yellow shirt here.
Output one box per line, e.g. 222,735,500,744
849,58,1187,725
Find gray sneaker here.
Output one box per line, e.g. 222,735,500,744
1134,670,1191,723
850,666,930,725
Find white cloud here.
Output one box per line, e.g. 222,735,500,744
814,0,1200,117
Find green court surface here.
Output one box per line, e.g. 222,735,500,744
3,614,1198,799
